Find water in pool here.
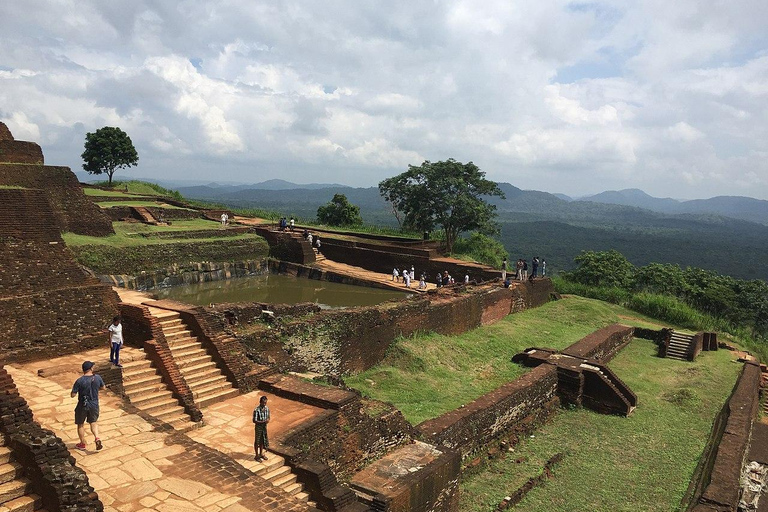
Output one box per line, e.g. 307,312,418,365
154,273,410,308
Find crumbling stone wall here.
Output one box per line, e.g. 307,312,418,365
562,323,634,363
237,280,554,376
101,259,266,291
690,361,761,512
0,189,119,363
0,367,103,511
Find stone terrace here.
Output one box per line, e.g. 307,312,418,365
7,350,320,512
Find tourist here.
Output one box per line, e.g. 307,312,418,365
108,316,123,367
393,268,399,282
501,257,508,281
307,233,313,246
418,275,426,290
315,236,321,254
532,257,539,278
289,217,295,231
410,266,415,281
404,272,411,288
542,260,546,276
253,396,270,461
71,361,105,451
504,277,511,288
516,259,523,280
220,212,227,228
436,273,442,287
464,274,469,284
523,259,528,280
303,228,309,239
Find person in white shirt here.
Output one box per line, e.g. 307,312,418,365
393,268,399,282
220,213,227,228
108,316,124,367
404,272,411,288
465,274,470,284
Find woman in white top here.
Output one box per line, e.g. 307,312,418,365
108,316,124,367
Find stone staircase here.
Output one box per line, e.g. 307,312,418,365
250,452,314,506
312,247,326,262
666,331,696,361
121,357,197,430
158,313,240,408
0,434,47,512
131,206,167,226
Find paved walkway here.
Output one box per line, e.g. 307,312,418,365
312,258,437,293
7,353,311,512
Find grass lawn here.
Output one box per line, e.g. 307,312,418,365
82,188,144,198
63,220,256,247
346,296,684,425
459,337,742,512
96,200,190,209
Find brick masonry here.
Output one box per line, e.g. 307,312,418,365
0,366,103,512
0,188,120,363
237,279,554,376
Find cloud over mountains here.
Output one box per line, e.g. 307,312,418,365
1,0,767,198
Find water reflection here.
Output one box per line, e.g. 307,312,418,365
154,273,410,308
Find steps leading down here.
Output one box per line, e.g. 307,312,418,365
247,452,315,506
0,434,47,512
121,356,197,430
157,313,239,409
666,332,696,361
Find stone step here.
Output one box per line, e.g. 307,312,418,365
161,324,187,334
185,373,228,389
180,361,218,378
123,377,164,395
170,347,207,362
253,454,285,474
120,359,154,371
262,465,291,482
167,340,200,352
273,472,297,488
0,479,31,506
1,493,42,512
196,387,239,409
159,318,183,327
139,398,182,415
0,448,12,465
0,462,23,485
176,355,213,369
154,406,188,421
130,390,177,408
150,310,180,320
192,379,233,397
164,330,193,340
667,354,687,361
282,482,303,496
295,491,310,502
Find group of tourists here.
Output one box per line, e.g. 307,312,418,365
278,216,295,231
392,266,418,288
303,229,322,253
219,212,229,227
501,257,546,286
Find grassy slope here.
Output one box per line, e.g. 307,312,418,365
96,200,188,209
460,339,740,512
62,220,247,247
346,296,683,425
82,187,143,197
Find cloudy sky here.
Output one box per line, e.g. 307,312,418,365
1,1,767,199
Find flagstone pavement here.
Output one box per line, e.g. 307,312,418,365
7,352,316,512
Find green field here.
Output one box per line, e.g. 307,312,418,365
62,220,250,247
460,338,740,512
96,200,189,209
82,187,144,198
346,296,682,424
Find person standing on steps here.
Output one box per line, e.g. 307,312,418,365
253,395,270,461
315,236,322,254
71,361,105,451
108,315,123,367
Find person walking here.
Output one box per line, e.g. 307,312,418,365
253,395,270,461
71,361,105,451
501,258,508,281
404,271,411,288
393,268,399,282
315,236,322,254
108,316,123,367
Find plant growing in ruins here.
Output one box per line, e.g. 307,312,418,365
81,126,139,185
378,159,504,252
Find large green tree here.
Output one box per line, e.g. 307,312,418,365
317,193,363,226
379,159,504,252
81,126,139,185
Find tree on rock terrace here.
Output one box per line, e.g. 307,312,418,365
81,126,139,185
379,159,504,253
317,193,363,226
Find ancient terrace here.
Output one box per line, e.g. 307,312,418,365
0,121,765,512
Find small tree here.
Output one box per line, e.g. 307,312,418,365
81,126,139,185
565,250,636,289
317,193,363,226
379,159,504,252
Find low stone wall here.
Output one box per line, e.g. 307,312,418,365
237,279,554,376
418,365,559,456
562,323,635,363
253,228,316,264
0,366,103,512
690,361,761,511
104,205,202,221
70,237,269,275
99,259,267,291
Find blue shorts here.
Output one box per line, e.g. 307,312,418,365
75,404,100,424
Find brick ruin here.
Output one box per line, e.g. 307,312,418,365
0,122,114,236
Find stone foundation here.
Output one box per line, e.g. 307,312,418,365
99,259,267,291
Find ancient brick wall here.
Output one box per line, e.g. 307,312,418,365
0,366,103,512
0,189,119,363
0,140,44,165
101,259,266,291
562,323,635,363
253,228,316,264
418,365,560,456
690,361,761,512
238,280,554,376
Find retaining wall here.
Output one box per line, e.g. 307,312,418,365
99,259,267,291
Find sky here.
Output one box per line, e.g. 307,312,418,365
1,1,767,200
